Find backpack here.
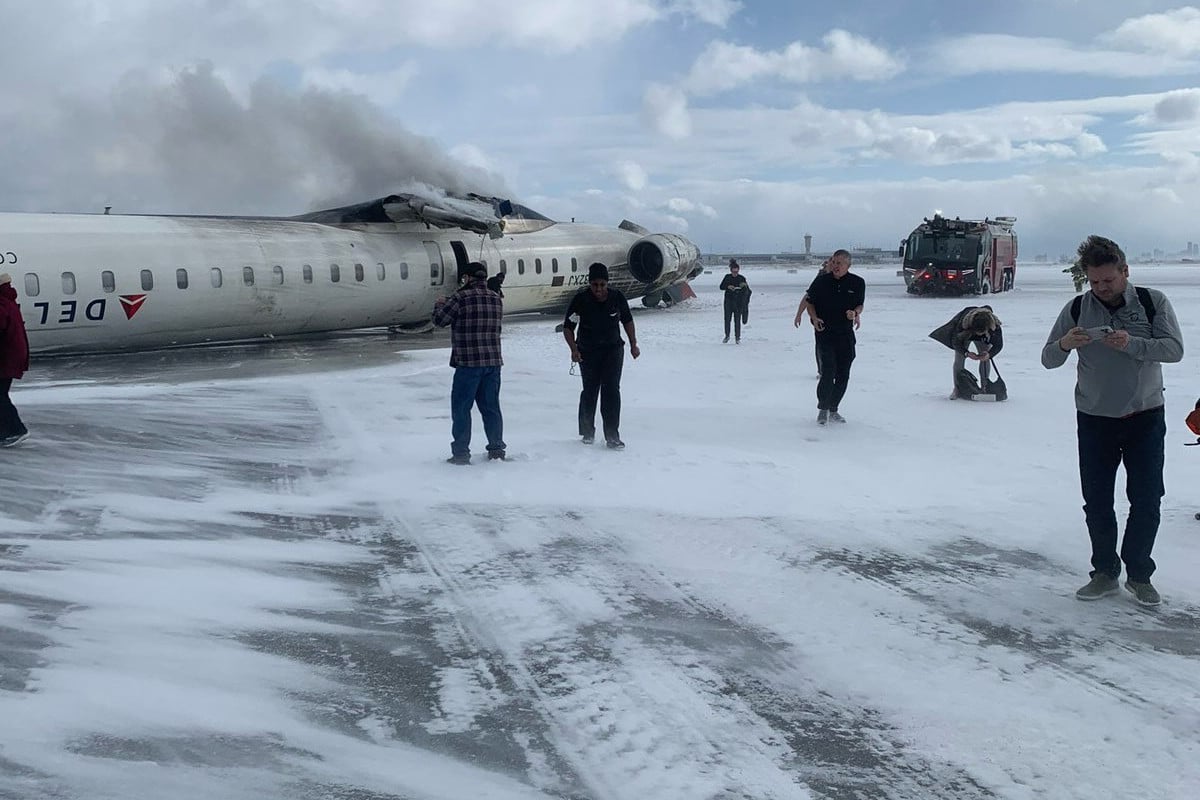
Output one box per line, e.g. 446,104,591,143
1070,287,1156,326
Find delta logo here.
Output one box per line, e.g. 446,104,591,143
119,294,147,320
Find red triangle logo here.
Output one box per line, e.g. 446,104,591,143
119,294,147,320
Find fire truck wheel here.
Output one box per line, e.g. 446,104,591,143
981,275,992,294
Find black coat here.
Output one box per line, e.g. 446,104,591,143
929,306,1004,356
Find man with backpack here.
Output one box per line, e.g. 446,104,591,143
1042,235,1184,606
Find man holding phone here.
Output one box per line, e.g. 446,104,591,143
1042,235,1184,606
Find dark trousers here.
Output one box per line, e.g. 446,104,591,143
0,378,25,438
578,345,624,440
1077,408,1165,582
450,366,505,457
723,301,742,340
815,334,856,412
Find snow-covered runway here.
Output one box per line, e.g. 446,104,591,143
2,263,1198,799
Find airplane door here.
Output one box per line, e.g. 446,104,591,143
424,241,445,287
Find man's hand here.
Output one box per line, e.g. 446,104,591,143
966,352,981,361
630,343,641,359
1102,329,1130,351
793,313,805,328
1059,327,1092,351
811,316,825,332
570,347,582,363
978,351,991,362
435,296,446,306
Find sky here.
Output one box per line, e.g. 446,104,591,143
3,264,1200,799
1,2,1199,257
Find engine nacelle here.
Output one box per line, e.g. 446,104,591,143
627,233,700,285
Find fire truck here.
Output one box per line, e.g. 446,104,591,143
898,215,1017,295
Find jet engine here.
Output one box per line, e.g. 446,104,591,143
627,233,700,285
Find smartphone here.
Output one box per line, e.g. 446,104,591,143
1086,326,1114,340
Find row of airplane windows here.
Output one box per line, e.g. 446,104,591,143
16,256,583,296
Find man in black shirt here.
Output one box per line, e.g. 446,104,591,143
799,249,865,425
719,259,749,343
562,263,641,448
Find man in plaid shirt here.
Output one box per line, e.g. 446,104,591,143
433,262,506,464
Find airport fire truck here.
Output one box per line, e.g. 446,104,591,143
898,215,1017,295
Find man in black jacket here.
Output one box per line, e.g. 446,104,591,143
719,259,749,343
562,263,641,449
799,250,865,425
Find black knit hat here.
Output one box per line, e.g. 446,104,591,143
588,262,609,281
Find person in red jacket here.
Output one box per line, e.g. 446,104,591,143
0,273,31,447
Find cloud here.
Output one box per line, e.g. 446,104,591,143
1145,89,1200,124
667,0,741,26
682,30,901,95
643,83,693,139
616,160,649,191
665,197,718,218
1104,6,1200,56
931,33,1200,78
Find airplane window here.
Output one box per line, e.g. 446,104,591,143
571,257,578,273
429,262,438,280
102,270,115,292
272,265,284,285
176,269,188,290
243,267,255,287
400,261,409,280
552,258,559,274
535,258,543,274
23,273,39,297
518,259,525,275
140,270,154,291
302,264,313,284
62,272,77,295
500,259,507,274
331,264,341,283
376,262,386,281
354,263,365,282
211,268,223,288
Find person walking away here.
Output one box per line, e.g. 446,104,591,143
719,259,749,343
0,273,30,447
929,306,1004,399
486,271,505,298
432,261,506,464
562,263,640,449
800,250,864,425
1042,235,1183,606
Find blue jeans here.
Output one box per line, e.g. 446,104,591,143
1077,408,1165,582
450,366,505,458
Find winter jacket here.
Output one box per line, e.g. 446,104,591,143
0,284,30,379
720,273,750,312
929,306,1004,357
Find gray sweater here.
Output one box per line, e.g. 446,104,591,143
1041,284,1183,417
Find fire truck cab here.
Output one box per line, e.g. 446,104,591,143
899,215,1017,295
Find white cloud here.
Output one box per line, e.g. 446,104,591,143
682,30,901,95
1143,89,1200,124
1105,6,1200,56
616,160,649,191
665,197,718,218
1075,132,1107,157
667,0,741,26
931,34,1200,78
643,83,692,139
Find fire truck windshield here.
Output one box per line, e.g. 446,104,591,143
912,233,980,264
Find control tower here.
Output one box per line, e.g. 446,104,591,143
804,234,812,255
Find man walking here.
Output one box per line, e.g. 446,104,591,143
719,259,749,343
562,262,640,449
1042,235,1183,606
0,273,30,447
797,250,864,425
432,261,506,464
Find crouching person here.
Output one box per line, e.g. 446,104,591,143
929,306,1003,399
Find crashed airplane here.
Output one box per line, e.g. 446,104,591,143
0,191,702,354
